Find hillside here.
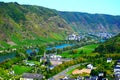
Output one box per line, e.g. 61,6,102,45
59,11,120,33
1,2,120,49
0,2,73,49
95,33,120,53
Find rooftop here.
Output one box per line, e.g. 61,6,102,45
22,73,43,79
107,58,112,60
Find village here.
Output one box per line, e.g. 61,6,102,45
19,49,120,80
0,33,119,80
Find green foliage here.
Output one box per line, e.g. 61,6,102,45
60,44,98,58
0,41,10,48
0,2,72,49
38,45,46,55
13,65,32,75
95,33,120,53
0,68,10,79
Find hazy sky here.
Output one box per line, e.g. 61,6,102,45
0,0,120,15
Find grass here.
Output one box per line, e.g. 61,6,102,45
13,65,32,75
60,44,98,58
67,67,77,75
77,44,98,53
0,35,62,50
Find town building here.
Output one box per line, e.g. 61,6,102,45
21,73,43,80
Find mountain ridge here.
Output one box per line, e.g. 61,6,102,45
59,11,120,33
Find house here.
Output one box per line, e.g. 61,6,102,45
98,72,104,77
26,62,35,66
87,64,93,69
50,54,62,61
115,74,120,80
76,76,83,80
115,71,120,75
49,66,54,70
116,65,120,67
107,58,112,63
98,72,105,80
117,60,120,65
22,73,43,80
114,66,120,73
84,76,91,80
90,76,98,80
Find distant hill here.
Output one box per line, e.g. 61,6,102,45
59,12,120,33
95,33,120,53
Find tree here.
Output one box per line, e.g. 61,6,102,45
38,45,46,55
79,50,84,54
90,69,99,76
72,49,78,54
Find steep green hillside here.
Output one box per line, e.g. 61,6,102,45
95,33,120,53
0,2,72,49
1,2,120,50
59,12,120,33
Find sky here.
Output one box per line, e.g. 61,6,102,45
0,0,120,15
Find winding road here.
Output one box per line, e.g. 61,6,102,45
48,63,87,80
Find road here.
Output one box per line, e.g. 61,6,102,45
48,63,87,80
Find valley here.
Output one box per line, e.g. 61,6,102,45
0,2,120,80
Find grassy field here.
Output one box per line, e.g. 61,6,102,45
60,44,98,58
78,44,99,53
13,65,32,75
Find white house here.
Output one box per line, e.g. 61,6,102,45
115,74,120,80
26,62,35,66
114,66,120,73
107,58,112,63
50,54,62,60
87,64,93,69
98,72,104,77
117,60,120,65
49,66,54,70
